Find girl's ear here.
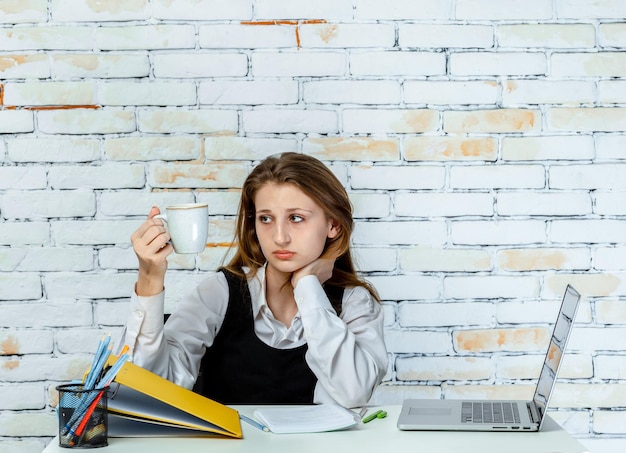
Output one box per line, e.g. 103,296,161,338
327,219,341,239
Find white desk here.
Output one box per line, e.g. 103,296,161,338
43,405,588,453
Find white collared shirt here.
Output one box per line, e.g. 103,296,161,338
124,266,388,408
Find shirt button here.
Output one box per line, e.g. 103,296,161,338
134,310,144,318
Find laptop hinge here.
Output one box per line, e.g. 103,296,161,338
527,403,540,424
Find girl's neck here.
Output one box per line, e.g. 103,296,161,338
264,266,297,327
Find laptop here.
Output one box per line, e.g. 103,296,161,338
397,284,581,432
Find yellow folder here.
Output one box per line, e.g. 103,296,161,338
104,357,242,438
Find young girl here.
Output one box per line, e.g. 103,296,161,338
124,153,387,408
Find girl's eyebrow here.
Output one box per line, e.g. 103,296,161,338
255,208,313,214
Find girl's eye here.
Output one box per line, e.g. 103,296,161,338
258,215,272,224
290,214,304,223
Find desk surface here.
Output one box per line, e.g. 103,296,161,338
43,406,588,453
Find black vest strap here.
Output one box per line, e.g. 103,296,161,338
192,269,343,405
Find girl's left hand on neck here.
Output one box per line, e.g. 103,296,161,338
291,241,341,288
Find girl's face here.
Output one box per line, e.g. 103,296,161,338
254,182,339,277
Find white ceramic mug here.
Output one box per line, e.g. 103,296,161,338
154,203,208,254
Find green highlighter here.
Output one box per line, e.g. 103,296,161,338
362,409,388,423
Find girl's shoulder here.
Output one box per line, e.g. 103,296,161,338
339,285,382,319
195,270,230,295
343,284,373,301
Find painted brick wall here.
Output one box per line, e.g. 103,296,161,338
1,1,626,452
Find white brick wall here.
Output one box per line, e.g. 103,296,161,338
1,1,626,452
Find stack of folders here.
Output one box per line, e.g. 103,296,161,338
103,353,242,438
59,334,129,446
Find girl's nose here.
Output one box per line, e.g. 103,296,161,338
273,220,290,244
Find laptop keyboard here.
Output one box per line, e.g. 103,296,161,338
461,402,520,424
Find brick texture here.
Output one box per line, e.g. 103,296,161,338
1,1,625,452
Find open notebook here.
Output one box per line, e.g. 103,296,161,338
252,405,357,434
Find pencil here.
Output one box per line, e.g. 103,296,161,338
84,335,106,384
240,414,269,432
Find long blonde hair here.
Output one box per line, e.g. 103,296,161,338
224,152,379,302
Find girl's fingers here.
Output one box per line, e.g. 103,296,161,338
139,228,170,256
132,218,159,243
148,206,160,219
132,219,165,248
130,207,162,244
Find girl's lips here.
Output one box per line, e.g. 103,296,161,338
273,250,295,260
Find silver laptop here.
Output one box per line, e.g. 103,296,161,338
397,284,581,432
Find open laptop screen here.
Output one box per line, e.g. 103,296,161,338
532,285,581,421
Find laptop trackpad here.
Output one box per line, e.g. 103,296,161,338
409,407,452,416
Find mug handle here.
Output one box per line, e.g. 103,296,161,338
153,213,168,225
153,214,170,237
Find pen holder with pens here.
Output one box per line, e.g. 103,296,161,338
57,384,109,448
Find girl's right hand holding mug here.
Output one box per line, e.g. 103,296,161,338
130,206,174,296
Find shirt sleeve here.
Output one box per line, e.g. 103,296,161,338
124,272,230,390
294,275,388,408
